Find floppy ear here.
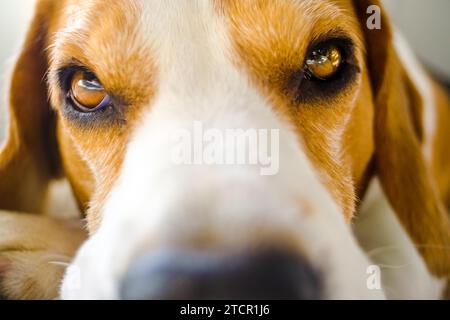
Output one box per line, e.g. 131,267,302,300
0,0,60,214
354,0,450,280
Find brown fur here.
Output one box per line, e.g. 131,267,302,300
0,0,60,214
430,80,450,206
0,211,86,299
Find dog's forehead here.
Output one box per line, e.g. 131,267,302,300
60,0,354,23
54,0,360,62
58,0,358,37
50,0,361,101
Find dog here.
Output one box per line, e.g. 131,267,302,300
0,0,449,300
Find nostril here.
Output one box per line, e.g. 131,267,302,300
120,249,322,300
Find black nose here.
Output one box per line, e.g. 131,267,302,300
119,249,322,300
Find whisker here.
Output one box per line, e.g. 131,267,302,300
378,263,409,270
48,261,70,267
44,253,73,268
366,245,404,257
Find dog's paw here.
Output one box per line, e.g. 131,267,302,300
0,251,72,300
0,212,87,300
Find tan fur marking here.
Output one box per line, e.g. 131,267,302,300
46,0,158,232
219,0,369,220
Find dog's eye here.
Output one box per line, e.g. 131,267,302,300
69,71,111,112
292,37,358,103
305,44,342,80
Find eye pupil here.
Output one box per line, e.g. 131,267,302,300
305,45,342,80
70,71,110,111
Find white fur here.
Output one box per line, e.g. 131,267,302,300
60,0,383,300
354,179,445,299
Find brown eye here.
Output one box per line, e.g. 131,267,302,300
305,45,342,80
70,71,111,112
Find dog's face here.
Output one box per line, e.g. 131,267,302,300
3,0,445,299
49,0,378,299
48,0,371,224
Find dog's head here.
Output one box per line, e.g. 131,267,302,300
0,0,447,299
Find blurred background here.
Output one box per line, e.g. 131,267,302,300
1,0,450,141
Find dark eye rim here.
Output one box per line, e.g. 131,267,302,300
288,35,360,104
65,69,113,113
302,37,355,82
55,65,128,126
57,66,113,112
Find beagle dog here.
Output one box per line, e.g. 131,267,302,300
0,0,449,300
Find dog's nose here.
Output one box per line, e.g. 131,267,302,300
119,249,322,300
